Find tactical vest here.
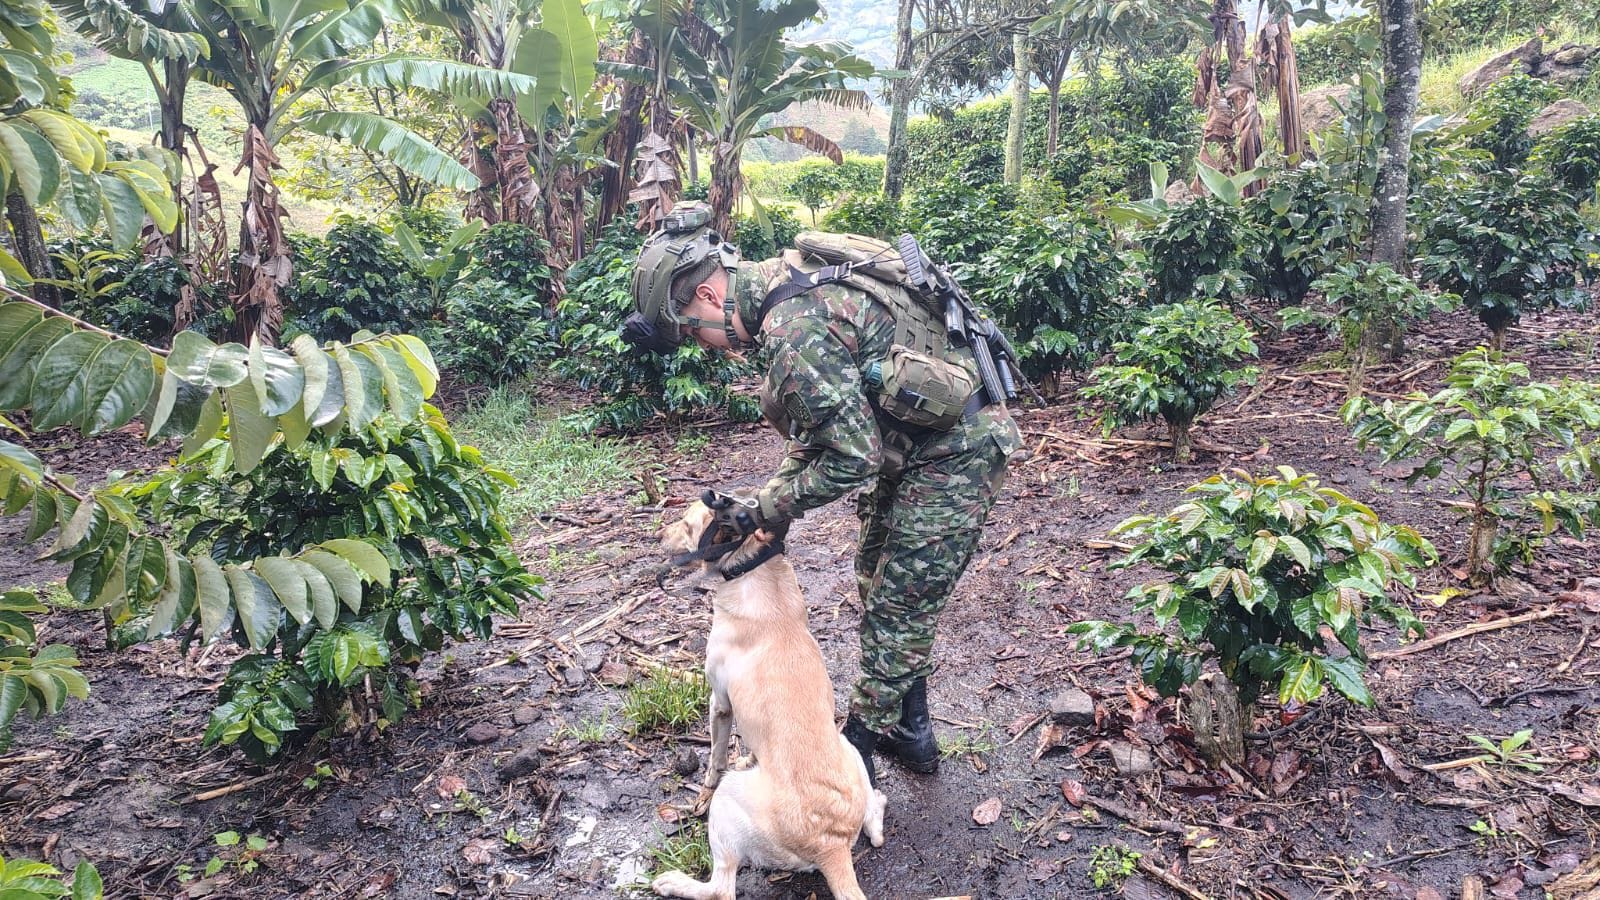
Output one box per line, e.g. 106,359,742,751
760,232,980,435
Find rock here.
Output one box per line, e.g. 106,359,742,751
579,778,615,811
1529,99,1592,137
512,705,543,726
1047,687,1096,727
1108,741,1155,777
596,660,633,687
497,746,543,782
464,723,503,745
672,749,701,777
561,665,587,688
581,651,606,674
1459,37,1543,97
1299,83,1355,135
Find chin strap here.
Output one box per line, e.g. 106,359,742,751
653,524,784,587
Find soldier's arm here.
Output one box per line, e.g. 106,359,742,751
754,316,880,522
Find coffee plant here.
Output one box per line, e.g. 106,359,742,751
902,179,1019,271
1070,468,1434,708
1244,161,1367,305
1532,114,1600,200
819,192,904,240
1417,173,1597,349
1143,193,1257,305
283,218,428,342
967,211,1124,383
0,853,101,899
1082,300,1259,463
1465,73,1560,169
0,589,87,751
1344,348,1600,582
435,279,551,384
465,222,554,296
1284,261,1458,397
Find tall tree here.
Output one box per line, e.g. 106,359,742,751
1003,27,1028,183
882,0,916,200
187,0,525,342
1366,0,1421,360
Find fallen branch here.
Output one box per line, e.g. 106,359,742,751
1372,607,1563,660
187,773,276,803
1084,795,1191,837
1134,853,1213,900
478,591,655,674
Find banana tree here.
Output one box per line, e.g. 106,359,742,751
186,0,534,343
647,0,874,237
0,0,178,294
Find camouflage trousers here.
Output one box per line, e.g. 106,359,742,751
850,430,1010,733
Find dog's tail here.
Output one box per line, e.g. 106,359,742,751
816,847,868,900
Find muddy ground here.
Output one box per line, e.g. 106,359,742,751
2,309,1600,900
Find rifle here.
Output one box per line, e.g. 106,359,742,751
897,234,1044,407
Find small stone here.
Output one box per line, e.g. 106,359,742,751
579,778,615,811
512,705,543,726
497,747,543,782
1047,687,1095,727
672,750,701,777
464,723,502,745
581,652,606,674
1108,741,1155,777
597,660,633,687
562,666,587,688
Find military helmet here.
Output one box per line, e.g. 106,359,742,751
622,201,742,354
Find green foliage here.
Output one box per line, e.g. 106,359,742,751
968,211,1125,379
1466,728,1544,771
556,222,758,431
1292,17,1376,87
141,406,538,759
744,155,885,204
465,223,554,295
1082,301,1259,462
1089,845,1141,890
1285,261,1458,394
649,821,712,882
819,192,903,239
622,666,709,734
1143,195,1256,305
1070,468,1435,707
434,280,551,385
0,853,102,899
1467,73,1561,169
391,218,484,314
902,179,1019,271
1416,173,1597,346
1344,348,1600,579
731,205,803,260
1244,161,1369,305
0,589,88,751
284,219,428,342
1532,114,1600,198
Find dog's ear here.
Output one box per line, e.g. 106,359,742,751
658,501,714,553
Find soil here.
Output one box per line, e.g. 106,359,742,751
3,308,1600,900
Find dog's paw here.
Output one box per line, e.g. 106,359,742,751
689,785,716,817
865,789,888,848
651,870,700,897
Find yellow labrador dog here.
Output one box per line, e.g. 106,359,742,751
652,501,887,900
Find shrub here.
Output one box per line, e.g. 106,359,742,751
819,192,903,239
0,854,102,898
1344,348,1600,582
0,589,87,750
1070,468,1433,710
1244,161,1368,305
1284,261,1459,396
134,408,539,760
42,241,217,345
1082,300,1259,463
284,217,427,341
466,222,554,295
1144,195,1257,305
967,211,1125,381
437,279,551,384
386,206,457,251
730,205,803,260
903,179,1019,271
556,222,758,431
1466,73,1561,169
1293,18,1375,87
1532,114,1600,199
1416,173,1597,348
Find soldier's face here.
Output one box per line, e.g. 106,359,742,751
680,277,732,350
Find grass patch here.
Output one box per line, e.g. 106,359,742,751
454,386,636,527
648,821,712,882
554,711,613,744
623,666,709,735
937,720,999,760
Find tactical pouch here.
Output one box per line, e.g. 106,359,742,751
868,344,977,432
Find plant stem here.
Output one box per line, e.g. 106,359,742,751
0,282,171,356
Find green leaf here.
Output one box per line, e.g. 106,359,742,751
331,344,378,430
1321,655,1373,706
248,339,305,416
0,674,26,727
146,550,194,640
96,169,145,249
0,315,71,409
223,564,280,650
391,335,438,397
360,344,422,421
70,861,103,900
289,334,329,414
1247,535,1278,573
192,554,231,642
79,339,154,435
295,559,338,629
1278,655,1325,705
125,535,166,604
29,331,108,431
0,303,44,362
302,550,362,613
183,390,224,458
23,487,56,543
0,120,59,205
46,495,104,561
167,331,249,388
322,539,391,587
255,556,310,625
223,381,275,474
1276,533,1312,569
296,111,478,191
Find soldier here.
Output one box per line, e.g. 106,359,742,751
622,202,1021,785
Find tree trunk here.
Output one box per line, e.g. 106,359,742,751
4,191,61,308
1169,420,1193,464
882,0,916,201
1367,0,1422,362
153,58,190,259
598,31,651,231
462,122,502,226
1187,673,1247,767
1045,44,1073,161
1004,29,1029,185
707,138,741,239
1267,15,1306,162
1466,509,1498,584
686,125,698,187
232,124,289,344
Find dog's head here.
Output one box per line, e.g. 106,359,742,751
658,500,717,555
657,500,786,578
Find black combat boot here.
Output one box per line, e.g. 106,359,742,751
841,715,879,788
878,677,940,774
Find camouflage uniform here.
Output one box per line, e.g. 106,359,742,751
733,259,1022,733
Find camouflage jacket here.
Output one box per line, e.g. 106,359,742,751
732,259,1022,523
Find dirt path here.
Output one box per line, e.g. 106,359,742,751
2,310,1599,899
